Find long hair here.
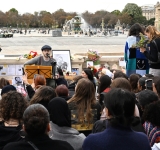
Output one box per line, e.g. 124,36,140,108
30,86,56,106
145,25,160,41
104,88,135,127
68,78,96,124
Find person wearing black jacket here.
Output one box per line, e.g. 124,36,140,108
3,104,74,150
140,25,160,76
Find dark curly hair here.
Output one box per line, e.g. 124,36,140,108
142,101,160,126
0,91,28,121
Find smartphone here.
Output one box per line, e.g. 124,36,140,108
145,79,153,91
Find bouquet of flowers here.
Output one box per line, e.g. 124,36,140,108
87,49,101,62
132,33,149,48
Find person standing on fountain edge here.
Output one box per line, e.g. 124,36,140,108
24,45,58,88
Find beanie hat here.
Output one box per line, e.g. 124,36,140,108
1,85,16,96
41,45,52,51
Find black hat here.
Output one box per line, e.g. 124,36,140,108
1,85,16,96
41,45,52,51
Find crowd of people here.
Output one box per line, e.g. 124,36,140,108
0,23,160,150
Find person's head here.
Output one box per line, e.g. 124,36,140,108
41,45,52,58
0,78,10,89
111,78,131,92
153,76,160,98
113,71,128,80
99,75,111,93
55,84,69,97
68,78,96,123
129,74,140,93
1,85,16,96
138,77,147,91
138,89,159,111
81,68,94,81
48,97,71,127
73,75,84,83
0,91,28,121
104,88,135,127
145,25,160,40
142,101,160,126
128,23,144,36
23,104,50,137
30,86,56,110
33,74,46,90
143,74,154,78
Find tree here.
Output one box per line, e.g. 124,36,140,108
111,10,121,16
147,18,155,25
118,13,132,25
9,8,18,15
122,3,143,25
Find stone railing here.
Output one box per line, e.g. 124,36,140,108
0,53,124,80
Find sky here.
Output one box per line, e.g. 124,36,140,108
1,0,159,14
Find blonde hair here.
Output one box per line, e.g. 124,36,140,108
145,25,160,41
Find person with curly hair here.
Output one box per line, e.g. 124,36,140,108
143,101,160,146
30,86,56,110
3,104,74,150
0,91,28,150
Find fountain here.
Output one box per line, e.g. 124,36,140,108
63,16,91,35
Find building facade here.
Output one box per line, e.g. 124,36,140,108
154,2,160,30
141,4,155,20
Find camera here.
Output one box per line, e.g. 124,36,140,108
145,79,153,91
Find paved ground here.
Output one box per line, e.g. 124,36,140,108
0,31,128,56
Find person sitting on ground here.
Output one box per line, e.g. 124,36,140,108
83,88,151,150
22,74,46,99
1,85,16,96
0,91,28,150
3,104,74,150
129,74,140,93
98,75,111,107
55,84,71,101
113,70,128,80
81,68,96,89
30,86,56,110
67,78,101,136
48,97,86,150
137,89,159,120
143,101,160,146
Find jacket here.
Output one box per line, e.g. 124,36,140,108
49,122,85,150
